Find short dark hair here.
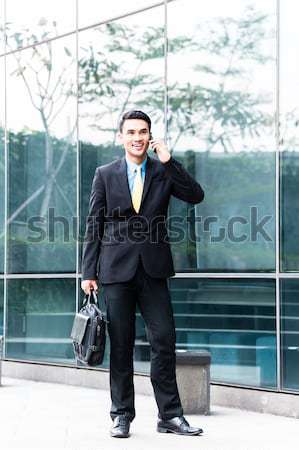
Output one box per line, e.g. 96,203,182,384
119,110,151,133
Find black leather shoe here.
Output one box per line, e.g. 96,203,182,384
110,416,130,438
157,416,203,436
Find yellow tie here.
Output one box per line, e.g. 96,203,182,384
132,166,143,213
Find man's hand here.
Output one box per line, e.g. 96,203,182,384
81,279,99,295
150,139,171,163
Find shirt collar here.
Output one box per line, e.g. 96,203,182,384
125,155,147,174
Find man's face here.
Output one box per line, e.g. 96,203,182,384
119,119,150,161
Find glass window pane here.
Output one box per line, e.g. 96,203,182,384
79,0,159,29
0,56,4,273
7,37,77,273
79,7,165,270
5,0,76,51
281,279,299,391
169,277,276,388
168,0,276,272
280,1,299,272
6,278,76,364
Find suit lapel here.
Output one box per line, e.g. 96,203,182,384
117,155,157,214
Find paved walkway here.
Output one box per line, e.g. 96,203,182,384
1,377,299,450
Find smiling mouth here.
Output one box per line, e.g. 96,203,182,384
132,144,143,150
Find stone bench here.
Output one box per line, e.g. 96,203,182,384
176,350,211,415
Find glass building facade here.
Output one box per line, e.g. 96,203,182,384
0,0,298,393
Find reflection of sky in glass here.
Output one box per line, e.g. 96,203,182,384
280,0,299,150
6,36,77,141
280,0,299,113
5,0,75,50
78,0,162,29
0,1,4,53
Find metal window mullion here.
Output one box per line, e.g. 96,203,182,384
172,272,276,278
164,0,167,288
164,0,168,144
5,273,77,279
3,0,8,359
275,0,281,391
75,0,80,314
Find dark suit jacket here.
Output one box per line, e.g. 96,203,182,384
81,155,204,283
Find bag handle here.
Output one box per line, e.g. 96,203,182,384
81,287,109,323
82,288,99,306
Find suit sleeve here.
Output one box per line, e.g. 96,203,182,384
162,156,205,204
81,167,106,280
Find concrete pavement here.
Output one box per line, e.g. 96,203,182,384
1,376,298,450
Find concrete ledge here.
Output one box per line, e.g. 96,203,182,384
2,360,152,394
212,384,299,419
3,360,299,418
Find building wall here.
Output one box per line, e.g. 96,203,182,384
0,0,298,394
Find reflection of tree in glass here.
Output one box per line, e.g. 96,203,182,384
79,22,165,146
79,6,274,153
167,5,274,152
1,5,275,238
280,110,299,151
3,19,76,223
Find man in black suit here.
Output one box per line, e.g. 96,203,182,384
81,110,205,438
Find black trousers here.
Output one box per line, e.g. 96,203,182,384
103,257,183,422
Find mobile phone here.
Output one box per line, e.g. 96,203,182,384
149,133,156,153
